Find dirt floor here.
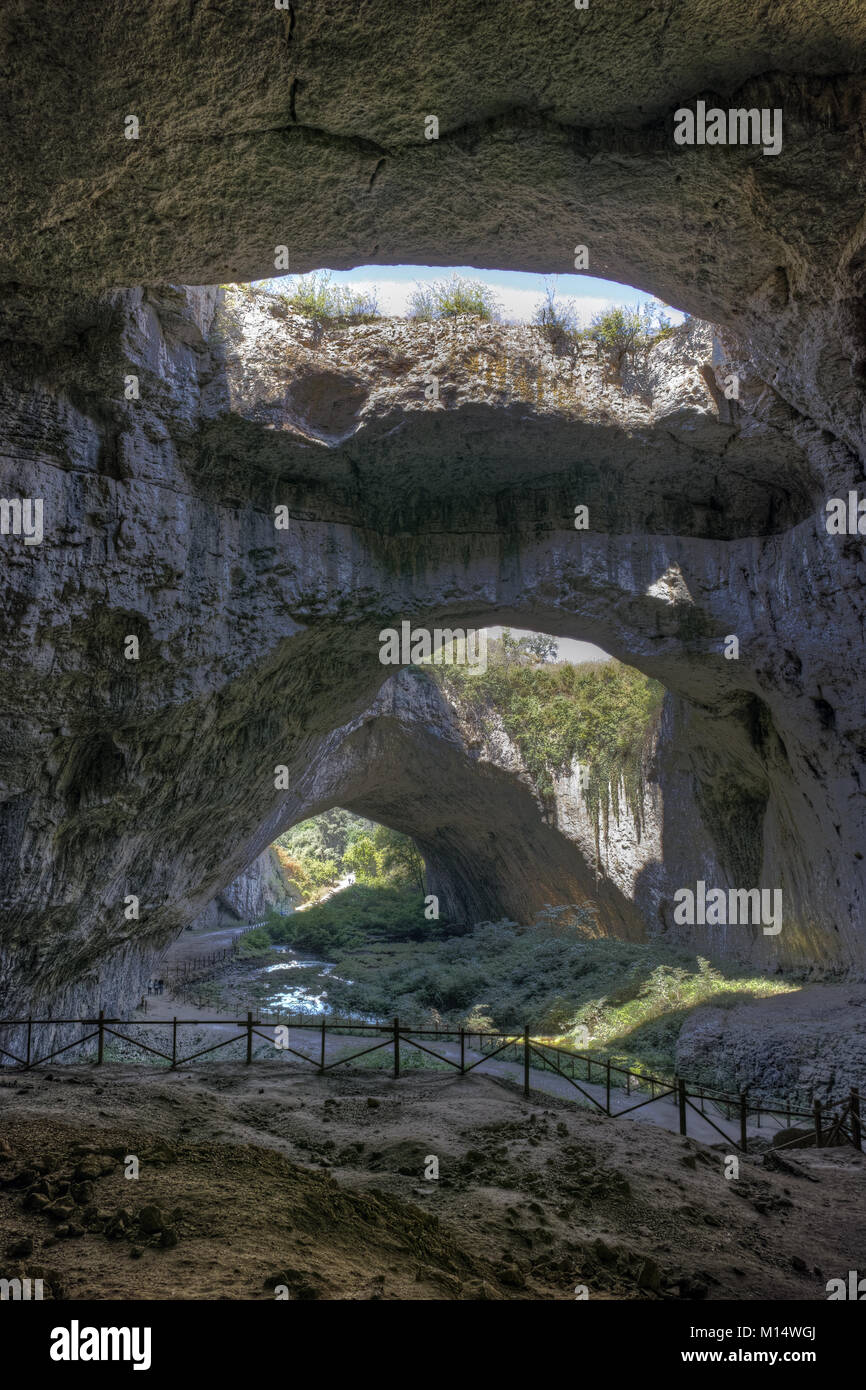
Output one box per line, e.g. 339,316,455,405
1,1060,864,1301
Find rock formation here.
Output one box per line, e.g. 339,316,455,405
189,847,297,932
0,6,865,1025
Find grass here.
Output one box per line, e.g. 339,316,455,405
408,274,500,322
321,923,798,1081
276,271,380,325
254,884,457,956
424,658,665,840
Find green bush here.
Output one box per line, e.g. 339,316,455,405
322,923,796,1077
407,274,500,322
280,271,380,325
257,883,448,957
236,926,273,958
585,300,675,367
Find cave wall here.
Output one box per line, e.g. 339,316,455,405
1,1,864,456
0,4,865,1018
0,281,862,1027
188,846,297,931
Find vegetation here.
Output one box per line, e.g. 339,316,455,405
425,634,665,837
408,273,501,322
208,289,249,349
274,811,425,906
532,283,679,368
254,883,450,956
533,278,581,354
584,300,676,368
320,922,798,1079
276,270,380,325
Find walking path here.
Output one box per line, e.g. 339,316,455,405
131,922,787,1150
158,922,258,971
132,992,769,1150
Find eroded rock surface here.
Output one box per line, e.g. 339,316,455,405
1,276,863,1029
189,847,297,932
1,4,864,452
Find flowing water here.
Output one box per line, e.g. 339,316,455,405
252,945,378,1020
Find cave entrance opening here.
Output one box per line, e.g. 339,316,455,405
246,627,666,946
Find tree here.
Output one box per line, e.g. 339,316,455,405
498,628,524,669
523,633,559,665
342,834,379,884
492,629,558,668
372,824,426,894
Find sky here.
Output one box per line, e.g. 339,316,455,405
254,265,685,327
485,627,611,665
252,266,632,662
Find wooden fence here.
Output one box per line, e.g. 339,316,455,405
476,1031,863,1155
147,920,268,997
0,1012,861,1157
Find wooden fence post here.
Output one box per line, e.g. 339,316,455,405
246,1011,253,1064
605,1058,611,1115
739,1091,748,1153
459,1027,465,1074
813,1099,822,1148
677,1077,687,1136
97,1009,105,1065
523,1025,530,1097
393,1017,400,1078
320,1017,326,1072
25,1016,31,1068
851,1087,862,1151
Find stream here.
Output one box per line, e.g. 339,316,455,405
251,945,378,1020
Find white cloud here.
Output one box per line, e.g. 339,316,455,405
334,279,617,325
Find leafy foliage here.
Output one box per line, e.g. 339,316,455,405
276,811,425,905
322,922,797,1076
407,273,501,322
258,883,448,955
427,643,664,837
280,809,373,865
584,300,675,367
235,925,273,958
279,270,380,325
344,823,426,893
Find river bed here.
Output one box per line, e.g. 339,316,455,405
251,946,377,1020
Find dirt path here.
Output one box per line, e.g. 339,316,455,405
157,923,260,972
130,977,769,1150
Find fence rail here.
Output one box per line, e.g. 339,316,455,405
0,1013,861,1157
146,920,268,996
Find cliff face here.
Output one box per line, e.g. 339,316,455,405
1,269,862,1033
189,847,297,931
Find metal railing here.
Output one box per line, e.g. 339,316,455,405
0,1012,861,1156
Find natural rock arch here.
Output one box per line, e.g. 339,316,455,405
0,8,865,1019
0,288,860,1027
